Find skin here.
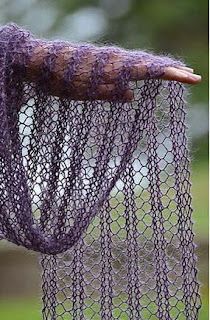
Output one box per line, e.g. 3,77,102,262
25,44,202,101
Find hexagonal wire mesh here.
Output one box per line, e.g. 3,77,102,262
0,24,201,320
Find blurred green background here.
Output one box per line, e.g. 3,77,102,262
0,0,208,319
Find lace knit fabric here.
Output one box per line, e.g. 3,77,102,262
0,23,201,319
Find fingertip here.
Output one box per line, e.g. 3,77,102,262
163,67,202,84
188,74,202,84
181,74,202,84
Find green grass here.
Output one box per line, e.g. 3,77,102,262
0,296,208,320
0,299,41,320
192,161,209,240
192,161,209,320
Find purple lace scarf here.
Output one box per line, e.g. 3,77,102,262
0,23,201,319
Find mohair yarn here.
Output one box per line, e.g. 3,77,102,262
0,24,201,319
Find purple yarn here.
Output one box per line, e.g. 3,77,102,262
0,23,200,319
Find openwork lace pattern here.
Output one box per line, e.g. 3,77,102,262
0,24,201,319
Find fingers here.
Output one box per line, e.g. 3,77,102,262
104,60,201,85
129,64,201,84
162,67,202,84
176,66,194,73
25,44,201,103
66,64,201,101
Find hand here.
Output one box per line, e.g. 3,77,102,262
26,44,201,101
